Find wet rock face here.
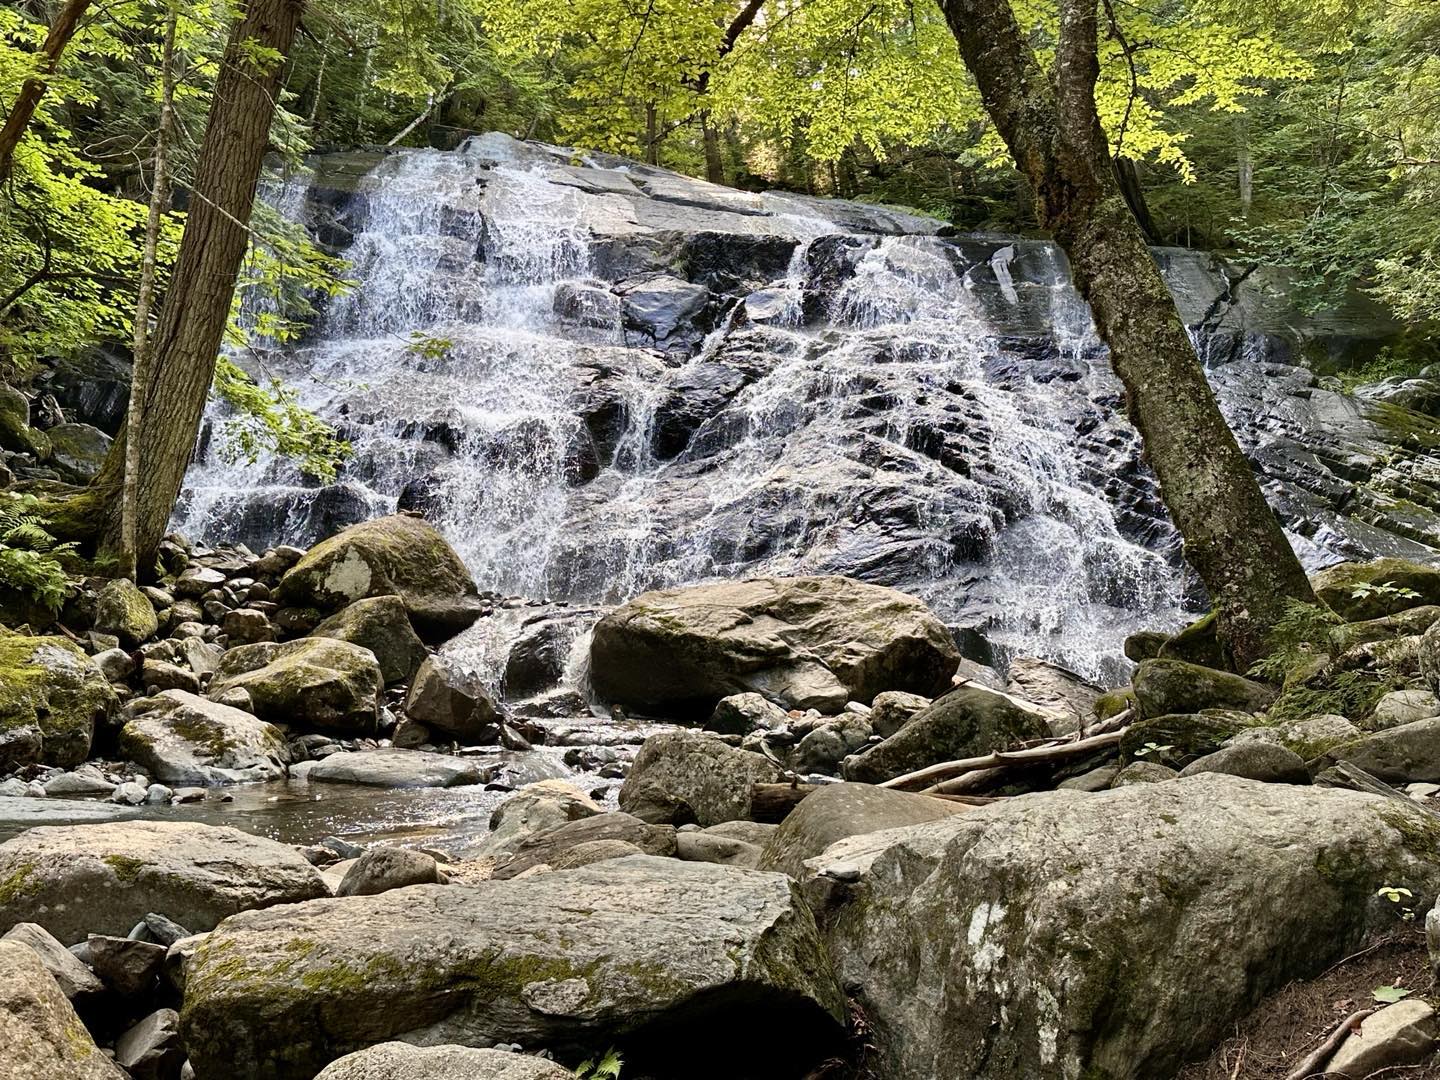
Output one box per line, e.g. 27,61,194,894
179,856,846,1080
175,134,1435,684
808,775,1440,1080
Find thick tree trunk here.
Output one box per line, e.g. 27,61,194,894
0,0,93,183
938,0,1315,668
91,0,305,572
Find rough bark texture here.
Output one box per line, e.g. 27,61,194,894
0,0,93,183
938,0,1315,668
90,0,305,570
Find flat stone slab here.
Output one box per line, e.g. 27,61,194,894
307,749,485,788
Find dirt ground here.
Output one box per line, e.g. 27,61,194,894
1177,931,1439,1080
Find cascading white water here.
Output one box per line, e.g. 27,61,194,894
178,140,1206,685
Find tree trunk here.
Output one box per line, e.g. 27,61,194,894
1236,115,1253,220
91,0,306,572
119,4,180,579
0,0,93,183
1112,155,1157,242
938,0,1315,668
700,109,724,185
644,102,659,165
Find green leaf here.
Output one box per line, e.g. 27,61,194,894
1372,984,1413,1003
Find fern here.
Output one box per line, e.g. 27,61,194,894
0,493,75,612
574,1048,623,1080
1249,600,1342,685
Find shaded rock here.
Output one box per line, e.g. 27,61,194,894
1325,717,1440,784
141,659,201,694
1119,712,1266,767
1,921,104,1001
336,846,440,896
490,811,677,880
94,578,160,648
1425,619,1440,696
808,776,1440,1080
591,576,960,719
119,690,290,786
308,749,484,788
1132,659,1274,719
313,596,427,686
1004,657,1102,731
1325,999,1438,1079
477,779,602,856
1111,760,1178,785
93,646,135,682
792,715,872,774
867,691,930,738
1057,763,1121,791
209,637,382,734
706,692,788,735
114,1008,184,1080
402,656,499,742
0,940,124,1079
1313,558,1440,620
676,831,763,868
88,934,165,996
1369,688,1440,729
548,839,647,871
0,633,115,769
314,1043,575,1080
0,384,51,460
619,729,783,826
1123,631,1169,662
1178,742,1309,783
0,820,327,944
179,857,846,1080
842,685,1051,785
45,422,111,483
758,782,967,880
275,514,481,640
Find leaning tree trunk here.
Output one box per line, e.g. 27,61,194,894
938,0,1315,669
89,0,305,573
0,0,94,183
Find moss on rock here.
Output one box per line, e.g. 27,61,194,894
0,632,114,768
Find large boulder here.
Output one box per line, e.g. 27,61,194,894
1131,659,1274,719
842,686,1052,784
1313,558,1440,621
590,576,960,719
0,632,115,769
311,595,428,686
275,514,480,640
306,748,484,788
93,578,159,647
1118,712,1265,767
758,782,967,879
0,384,50,459
807,775,1440,1080
619,729,783,826
0,940,125,1080
208,637,382,734
44,422,111,483
179,857,846,1080
1323,717,1440,784
315,1044,574,1080
118,690,290,785
490,812,678,880
402,655,500,742
0,821,327,944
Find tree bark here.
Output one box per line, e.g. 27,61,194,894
937,0,1316,668
119,4,179,580
91,0,306,572
0,0,94,184
700,109,724,184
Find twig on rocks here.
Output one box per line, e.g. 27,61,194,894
1282,1007,1376,1080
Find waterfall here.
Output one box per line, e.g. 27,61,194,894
175,136,1415,686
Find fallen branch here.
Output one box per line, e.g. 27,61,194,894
1283,1006,1375,1080
879,714,1130,793
1314,762,1440,820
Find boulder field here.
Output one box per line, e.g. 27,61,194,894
4,510,1440,1079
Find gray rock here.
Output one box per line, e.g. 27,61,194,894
490,811,677,880
113,780,148,805
119,690,290,786
42,767,116,797
1,921,104,1000
141,658,201,693
1326,717,1440,784
88,934,166,996
620,273,710,345
143,913,191,947
868,690,931,738
758,782,966,879
1178,742,1310,784
223,608,276,645
807,775,1440,1080
174,567,226,599
591,576,960,719
0,634,115,769
209,637,382,734
0,940,125,1079
180,857,846,1080
314,1043,577,1079
1057,764,1121,791
1325,999,1438,1078
842,685,1052,784
619,729,783,826
1132,659,1274,718
1422,620,1440,696
1004,656,1103,732
1111,760,1178,785
94,646,136,682
115,1007,184,1080
44,422,111,482
675,831,764,868
476,780,602,857
1369,689,1440,729
1312,558,1440,620
0,820,327,943
706,692,789,735
336,846,440,896
312,595,428,686
792,714,872,774
307,748,484,788
402,655,499,742
94,578,160,648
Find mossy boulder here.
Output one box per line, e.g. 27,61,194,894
0,820,327,945
315,1044,575,1079
1322,717,1440,784
1132,659,1274,719
842,685,1051,784
1156,611,1229,669
93,577,159,648
0,384,50,460
590,575,960,720
0,940,125,1080
276,514,480,641
0,632,115,769
1332,606,1440,653
1177,742,1309,784
807,775,1440,1080
1118,711,1265,767
1313,558,1440,621
311,595,428,685
209,637,382,734
618,730,783,826
119,690,290,785
179,856,847,1080
44,423,111,483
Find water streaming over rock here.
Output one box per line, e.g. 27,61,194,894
175,134,1436,688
